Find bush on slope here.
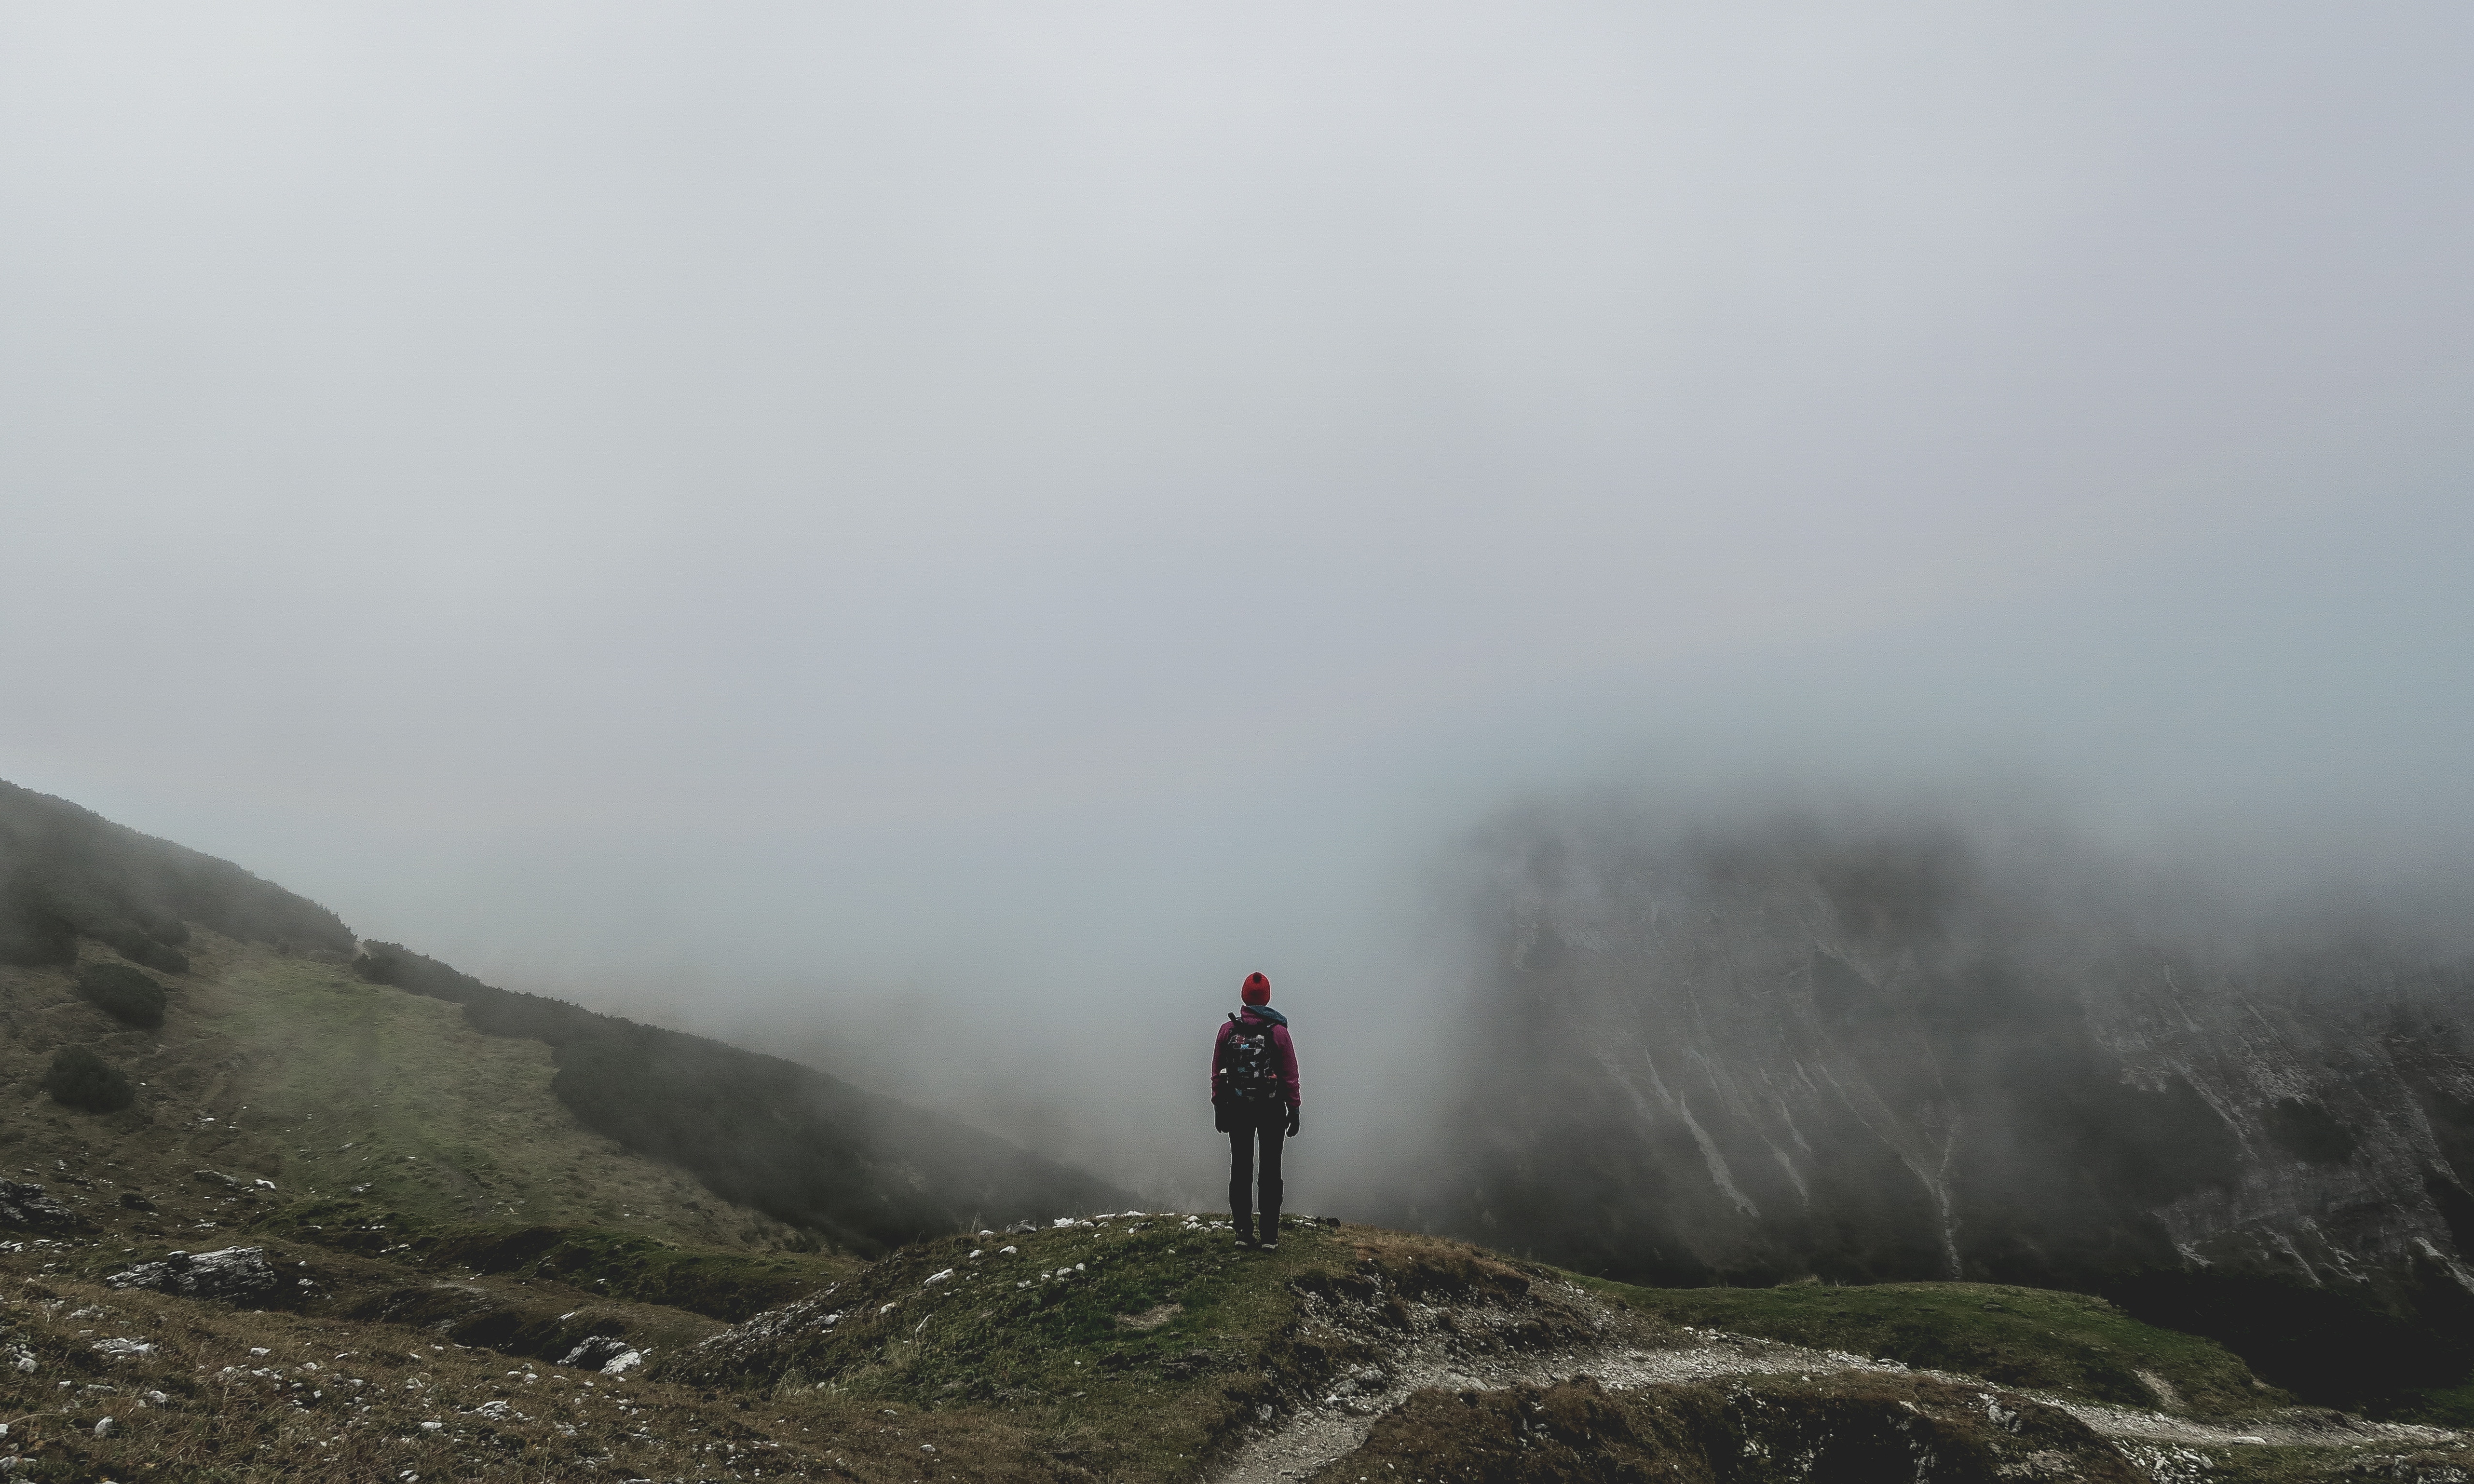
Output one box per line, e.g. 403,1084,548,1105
76,960,167,1028
42,1045,135,1113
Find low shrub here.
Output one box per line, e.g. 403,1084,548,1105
103,926,189,975
42,1044,134,1112
0,890,76,966
77,961,167,1028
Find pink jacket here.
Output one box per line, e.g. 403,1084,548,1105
1211,1009,1300,1107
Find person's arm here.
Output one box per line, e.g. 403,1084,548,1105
1276,1025,1300,1107
1210,1021,1230,1102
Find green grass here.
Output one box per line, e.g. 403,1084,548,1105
243,1205,860,1322
151,931,818,1249
1585,1277,2285,1419
204,939,764,1242
678,1216,1514,1479
0,930,829,1257
2395,1379,2474,1430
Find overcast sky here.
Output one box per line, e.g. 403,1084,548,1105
5,4,2469,1202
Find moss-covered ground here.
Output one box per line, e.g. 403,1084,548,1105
682,1214,1450,1478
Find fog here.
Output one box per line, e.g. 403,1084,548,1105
1370,790,2474,1299
3,5,2469,1212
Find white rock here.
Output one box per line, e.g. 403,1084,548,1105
108,1248,280,1302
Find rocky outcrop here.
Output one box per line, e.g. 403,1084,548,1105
556,1336,645,1373
107,1246,280,1301
0,1179,82,1230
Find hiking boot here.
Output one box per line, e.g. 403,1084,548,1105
1259,1241,1279,1252
1232,1235,1256,1249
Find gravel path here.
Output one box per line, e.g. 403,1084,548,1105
1208,1304,2462,1484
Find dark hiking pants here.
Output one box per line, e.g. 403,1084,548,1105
1228,1113,1286,1241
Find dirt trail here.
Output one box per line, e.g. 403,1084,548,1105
1208,1285,2460,1484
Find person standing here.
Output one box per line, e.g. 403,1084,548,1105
1211,971,1300,1249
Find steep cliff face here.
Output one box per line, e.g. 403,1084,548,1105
1423,812,2474,1335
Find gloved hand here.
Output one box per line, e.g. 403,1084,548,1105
1285,1105,1300,1138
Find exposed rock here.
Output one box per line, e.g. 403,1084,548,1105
116,1192,155,1213
1116,1302,1183,1331
557,1336,633,1370
106,1246,279,1301
0,1180,81,1230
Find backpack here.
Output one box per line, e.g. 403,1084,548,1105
1216,1012,1283,1104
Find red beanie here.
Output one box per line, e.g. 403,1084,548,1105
1242,972,1271,1005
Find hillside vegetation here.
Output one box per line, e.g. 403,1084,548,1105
356,941,1133,1253
0,781,351,970
0,778,1128,1256
1,927,803,1250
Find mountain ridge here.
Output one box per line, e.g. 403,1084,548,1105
1415,809,2474,1410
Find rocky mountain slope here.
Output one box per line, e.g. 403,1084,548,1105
1415,809,2474,1409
